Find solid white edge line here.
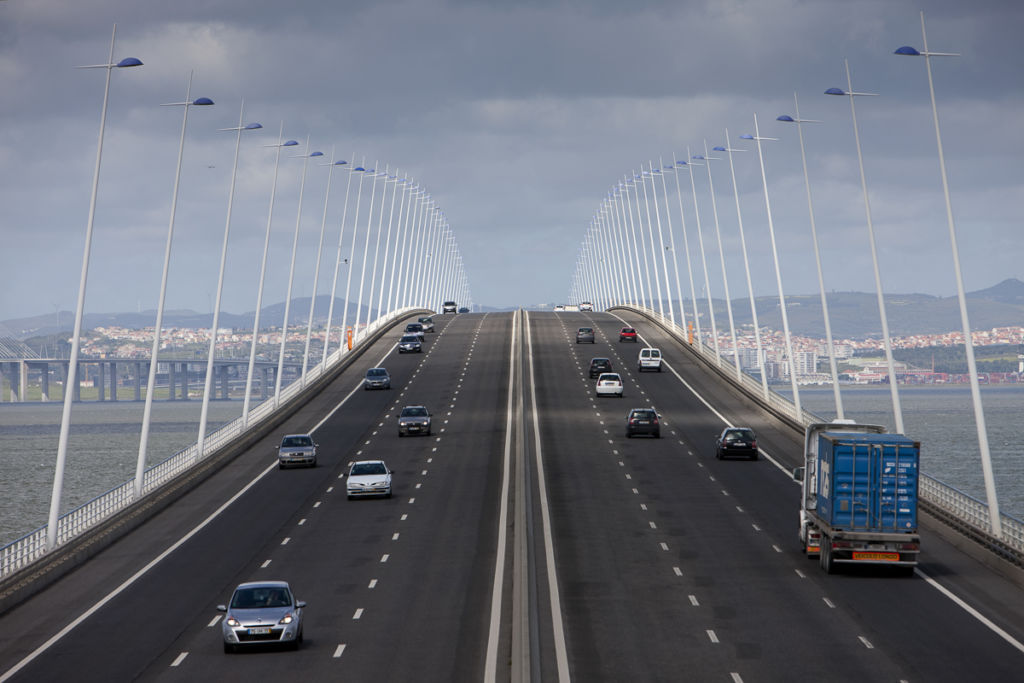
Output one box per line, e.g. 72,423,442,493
170,652,188,667
525,310,572,682
484,308,517,683
1,333,406,683
613,311,1024,656
0,460,278,683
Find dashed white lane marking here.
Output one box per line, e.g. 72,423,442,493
415,483,422,489
625,474,632,480
353,608,364,620
640,503,647,510
660,542,670,551
408,497,415,504
327,486,334,493
673,567,683,577
823,597,836,608
381,554,390,563
368,579,378,589
392,533,400,541
313,501,321,508
421,470,428,475
730,673,745,683
795,569,807,579
298,519,306,526
751,524,761,532
401,514,408,521
707,630,719,644
632,488,639,495
170,652,188,667
207,615,222,627
859,636,874,649
736,506,744,513
261,560,271,568
689,595,700,606
772,545,783,553
333,644,347,658
649,521,657,529
281,537,290,545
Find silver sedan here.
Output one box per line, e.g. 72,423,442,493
218,581,305,653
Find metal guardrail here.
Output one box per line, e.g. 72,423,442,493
0,308,419,579
611,304,1024,560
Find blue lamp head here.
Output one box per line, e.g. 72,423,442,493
894,46,921,56
354,167,366,172
244,123,263,130
310,151,324,157
692,155,705,161
777,115,795,122
824,87,846,96
283,140,299,147
676,160,687,166
193,97,214,106
334,160,348,165
116,57,143,68
712,146,726,152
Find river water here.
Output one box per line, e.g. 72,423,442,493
1,385,1022,546
0,400,241,546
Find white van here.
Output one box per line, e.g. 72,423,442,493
638,347,662,372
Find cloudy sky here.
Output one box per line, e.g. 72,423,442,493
1,0,1021,322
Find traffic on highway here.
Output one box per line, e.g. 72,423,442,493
1,311,1022,682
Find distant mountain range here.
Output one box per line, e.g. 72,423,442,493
2,279,1023,342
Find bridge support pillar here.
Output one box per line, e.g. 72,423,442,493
181,362,189,400
110,361,117,402
261,367,269,400
19,361,27,402
134,362,142,401
40,362,50,402
168,362,176,401
219,364,229,400
97,362,105,401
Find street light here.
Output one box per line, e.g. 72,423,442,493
274,141,323,402
321,155,355,369
776,97,844,417
713,140,759,386
49,25,141,551
684,150,719,358
242,128,299,425
301,146,341,381
825,59,903,433
896,12,1002,536
135,73,213,498
338,163,369,349
196,104,262,460
740,115,802,419
353,166,386,337
698,143,740,371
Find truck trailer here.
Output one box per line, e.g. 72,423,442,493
793,421,921,575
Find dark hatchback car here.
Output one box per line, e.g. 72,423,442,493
588,357,613,378
619,327,638,342
364,367,391,390
576,327,595,344
715,427,758,460
626,408,660,438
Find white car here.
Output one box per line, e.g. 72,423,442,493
579,301,594,311
346,460,393,499
554,305,565,312
638,347,662,372
596,372,624,397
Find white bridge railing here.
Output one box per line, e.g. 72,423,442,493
0,308,419,580
610,304,1024,560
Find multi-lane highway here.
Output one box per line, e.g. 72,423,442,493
1,311,1023,682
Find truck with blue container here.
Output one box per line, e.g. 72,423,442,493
793,421,921,575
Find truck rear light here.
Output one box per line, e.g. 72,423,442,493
897,542,919,551
832,540,853,549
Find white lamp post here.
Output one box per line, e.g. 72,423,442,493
321,154,355,369
197,105,262,460
896,12,1001,535
301,145,340,381
741,115,801,419
825,60,903,432
242,129,298,426
50,27,142,549
135,74,212,498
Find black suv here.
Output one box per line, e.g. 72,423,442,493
626,408,660,438
715,427,758,460
589,358,613,378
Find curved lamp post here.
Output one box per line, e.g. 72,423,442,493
196,107,262,460
322,155,355,369
697,144,739,370
135,75,212,498
242,129,298,426
825,59,903,433
896,13,1001,536
274,141,323,403
685,150,718,358
741,117,801,418
301,146,340,381
672,158,702,341
49,26,142,551
777,97,844,418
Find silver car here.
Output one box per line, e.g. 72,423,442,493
398,405,432,436
418,316,435,332
405,322,426,339
364,367,391,390
347,459,393,499
277,434,317,469
218,581,305,653
398,334,422,353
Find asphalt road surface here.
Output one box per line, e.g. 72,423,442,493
1,310,1022,682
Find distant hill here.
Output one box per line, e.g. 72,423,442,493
2,279,1023,341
